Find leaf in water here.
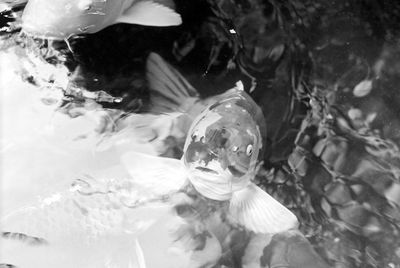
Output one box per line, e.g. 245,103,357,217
353,79,373,97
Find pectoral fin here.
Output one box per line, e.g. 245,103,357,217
117,1,182,26
121,151,187,195
229,183,299,234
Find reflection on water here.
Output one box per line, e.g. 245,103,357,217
1,0,400,267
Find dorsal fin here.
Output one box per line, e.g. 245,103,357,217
146,52,200,113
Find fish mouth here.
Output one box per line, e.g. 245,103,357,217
21,26,66,41
227,165,246,177
21,19,72,40
195,166,219,175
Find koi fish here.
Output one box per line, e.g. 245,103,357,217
21,0,182,39
0,161,220,268
0,48,187,267
121,88,299,235
104,51,298,233
0,172,181,267
97,52,267,158
0,50,298,267
116,85,299,266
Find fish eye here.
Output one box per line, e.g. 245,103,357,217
191,130,199,140
246,144,253,156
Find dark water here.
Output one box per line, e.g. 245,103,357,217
1,0,400,267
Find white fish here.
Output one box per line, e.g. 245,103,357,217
0,48,296,267
121,88,299,235
117,88,299,266
1,163,219,268
21,0,182,39
0,173,188,267
108,51,298,234
0,49,224,268
0,48,155,267
98,52,267,158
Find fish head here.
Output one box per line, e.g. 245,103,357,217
183,91,266,200
21,0,120,39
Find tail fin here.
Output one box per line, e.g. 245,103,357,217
146,53,199,113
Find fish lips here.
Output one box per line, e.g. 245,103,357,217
21,22,66,40
195,166,219,175
193,165,246,178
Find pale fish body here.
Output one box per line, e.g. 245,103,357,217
121,79,299,236
118,52,298,234
0,76,203,268
0,174,189,268
0,48,131,215
0,49,205,267
119,89,299,266
181,91,299,234
21,0,182,39
183,91,264,201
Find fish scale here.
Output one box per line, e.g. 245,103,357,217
1,175,179,267
3,177,164,239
